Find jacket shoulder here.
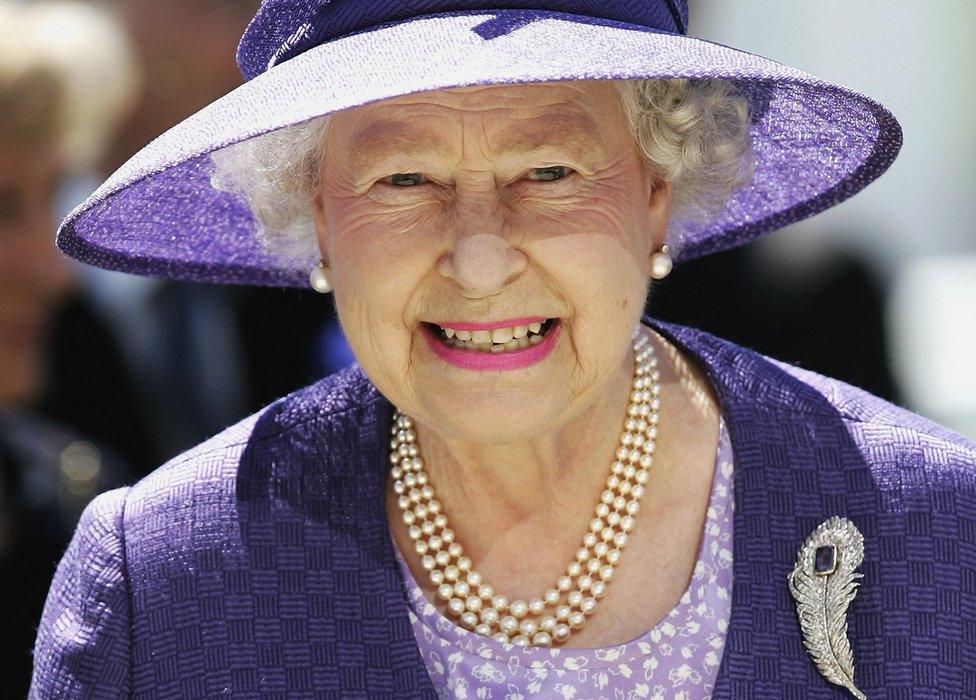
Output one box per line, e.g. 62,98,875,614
651,318,976,482
132,363,378,489
772,356,974,445
31,487,132,697
768,355,976,468
783,359,976,507
120,363,383,572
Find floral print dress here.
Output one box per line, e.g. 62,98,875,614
391,417,735,700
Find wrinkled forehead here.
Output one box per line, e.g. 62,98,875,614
330,80,627,164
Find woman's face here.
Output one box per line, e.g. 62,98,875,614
312,80,670,443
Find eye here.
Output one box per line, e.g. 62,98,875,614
528,166,575,182
381,172,428,187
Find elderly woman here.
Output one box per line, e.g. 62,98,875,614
32,1,976,698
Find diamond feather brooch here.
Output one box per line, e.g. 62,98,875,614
788,515,867,699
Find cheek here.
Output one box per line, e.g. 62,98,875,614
522,187,648,372
327,192,436,290
325,180,443,263
526,191,647,310
325,199,441,378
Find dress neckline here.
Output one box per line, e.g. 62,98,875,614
389,414,732,669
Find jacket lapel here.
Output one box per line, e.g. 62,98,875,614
328,383,441,697
647,316,880,698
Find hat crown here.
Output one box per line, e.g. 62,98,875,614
238,0,689,81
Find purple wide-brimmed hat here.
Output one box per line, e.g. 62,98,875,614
58,0,902,288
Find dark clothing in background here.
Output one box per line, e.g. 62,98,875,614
38,283,350,473
648,243,901,404
0,412,127,697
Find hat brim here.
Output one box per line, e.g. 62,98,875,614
58,9,902,287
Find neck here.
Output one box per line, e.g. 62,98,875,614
401,331,646,573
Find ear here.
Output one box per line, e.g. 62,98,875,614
647,176,672,254
310,189,331,265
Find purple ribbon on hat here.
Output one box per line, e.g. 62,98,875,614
241,0,689,80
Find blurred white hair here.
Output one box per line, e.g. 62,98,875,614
210,78,754,269
0,0,140,167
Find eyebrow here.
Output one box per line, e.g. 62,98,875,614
347,122,453,173
346,110,605,173
496,111,604,155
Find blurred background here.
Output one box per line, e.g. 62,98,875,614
1,0,973,692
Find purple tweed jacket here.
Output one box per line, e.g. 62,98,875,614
31,316,976,698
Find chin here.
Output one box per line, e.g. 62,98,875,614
421,391,563,445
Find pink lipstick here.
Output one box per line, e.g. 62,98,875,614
421,318,561,371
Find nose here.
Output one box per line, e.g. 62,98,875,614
437,195,528,298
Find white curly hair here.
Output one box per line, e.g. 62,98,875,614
210,78,754,269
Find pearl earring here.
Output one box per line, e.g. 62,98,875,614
649,244,672,280
309,259,333,293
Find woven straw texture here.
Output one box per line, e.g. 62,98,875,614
55,1,902,287
31,316,976,698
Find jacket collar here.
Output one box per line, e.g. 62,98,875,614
336,314,876,697
647,316,880,698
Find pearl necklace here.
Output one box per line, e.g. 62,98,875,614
389,325,660,647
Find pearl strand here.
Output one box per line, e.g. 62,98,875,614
390,325,661,647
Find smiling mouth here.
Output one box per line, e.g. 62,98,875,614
423,318,558,353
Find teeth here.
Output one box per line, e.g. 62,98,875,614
491,327,515,344
434,319,554,354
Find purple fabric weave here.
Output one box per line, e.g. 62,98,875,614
31,316,976,697
54,2,903,287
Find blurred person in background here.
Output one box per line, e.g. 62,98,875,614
99,0,262,175
39,0,354,474
0,1,137,693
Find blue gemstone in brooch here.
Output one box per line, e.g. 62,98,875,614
814,544,837,574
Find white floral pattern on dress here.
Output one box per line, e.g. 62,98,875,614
392,417,735,700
